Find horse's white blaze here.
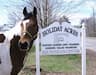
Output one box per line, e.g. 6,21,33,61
22,19,30,32
0,39,12,75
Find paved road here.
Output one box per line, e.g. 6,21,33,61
86,37,96,51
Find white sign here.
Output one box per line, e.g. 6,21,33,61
40,22,81,55
36,22,86,75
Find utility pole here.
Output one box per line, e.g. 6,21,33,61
92,7,96,32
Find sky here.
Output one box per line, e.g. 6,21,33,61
68,0,96,25
0,0,26,24
61,0,96,25
0,0,96,28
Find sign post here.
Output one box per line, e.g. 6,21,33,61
36,33,40,75
82,24,86,75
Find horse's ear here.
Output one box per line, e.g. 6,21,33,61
33,7,37,16
23,7,28,16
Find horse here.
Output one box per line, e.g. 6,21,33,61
0,7,38,75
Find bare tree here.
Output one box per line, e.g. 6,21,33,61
81,7,96,37
8,12,21,24
6,0,88,28
81,16,96,37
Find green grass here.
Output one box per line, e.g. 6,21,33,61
41,55,81,72
24,46,81,72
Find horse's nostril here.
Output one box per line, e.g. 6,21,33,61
19,42,29,50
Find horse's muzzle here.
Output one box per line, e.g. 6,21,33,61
18,41,30,51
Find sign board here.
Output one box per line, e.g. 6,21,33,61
36,22,86,75
40,22,81,55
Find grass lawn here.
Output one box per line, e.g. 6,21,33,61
24,46,81,72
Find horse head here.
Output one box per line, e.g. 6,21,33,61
18,7,38,51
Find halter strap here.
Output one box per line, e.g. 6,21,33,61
23,32,32,38
22,31,37,40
